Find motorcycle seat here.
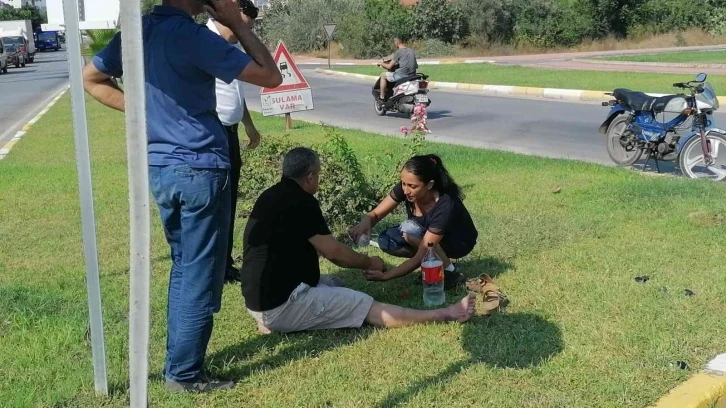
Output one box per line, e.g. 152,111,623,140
613,88,687,113
393,73,428,86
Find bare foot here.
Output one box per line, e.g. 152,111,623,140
257,321,272,335
446,293,476,323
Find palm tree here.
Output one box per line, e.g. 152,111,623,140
81,29,119,59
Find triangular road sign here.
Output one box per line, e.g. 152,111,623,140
261,42,310,94
324,23,337,40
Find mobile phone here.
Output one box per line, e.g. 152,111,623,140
239,0,259,20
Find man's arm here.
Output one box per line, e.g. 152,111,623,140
379,60,396,70
309,234,385,270
241,100,260,149
83,63,125,112
207,0,281,88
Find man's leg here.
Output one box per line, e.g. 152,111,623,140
379,74,388,100
251,284,475,334
164,164,231,387
365,295,476,328
224,124,242,281
148,166,183,377
377,224,416,258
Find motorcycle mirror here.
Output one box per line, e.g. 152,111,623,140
696,73,707,82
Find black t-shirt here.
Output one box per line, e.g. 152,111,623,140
390,182,478,246
241,179,331,312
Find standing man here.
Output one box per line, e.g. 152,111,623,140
82,0,282,393
207,6,262,283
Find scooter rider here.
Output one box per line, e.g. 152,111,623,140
377,34,418,102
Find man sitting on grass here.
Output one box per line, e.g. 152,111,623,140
241,147,475,334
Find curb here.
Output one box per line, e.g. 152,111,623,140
315,68,726,103
0,86,68,161
650,353,726,407
315,68,612,103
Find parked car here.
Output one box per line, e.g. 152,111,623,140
1,38,26,68
0,40,8,74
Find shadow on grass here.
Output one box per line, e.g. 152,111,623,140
376,312,563,408
206,328,374,382
454,256,514,280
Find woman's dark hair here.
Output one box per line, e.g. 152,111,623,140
402,154,463,201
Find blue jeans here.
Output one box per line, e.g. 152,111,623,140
149,164,231,382
378,220,474,259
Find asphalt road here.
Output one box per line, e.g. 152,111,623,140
2,50,723,173
0,48,69,149
244,68,621,165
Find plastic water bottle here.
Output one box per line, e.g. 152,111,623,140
421,242,445,307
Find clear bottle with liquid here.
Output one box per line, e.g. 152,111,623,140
421,242,445,307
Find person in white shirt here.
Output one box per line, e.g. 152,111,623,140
207,9,262,283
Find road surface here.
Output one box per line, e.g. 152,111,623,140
0,49,69,149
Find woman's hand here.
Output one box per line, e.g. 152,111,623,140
348,217,372,243
363,269,388,281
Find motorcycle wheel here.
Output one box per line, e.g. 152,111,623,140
606,115,643,167
374,99,387,116
678,133,726,181
21,56,25,67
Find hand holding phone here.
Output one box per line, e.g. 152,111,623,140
203,0,249,30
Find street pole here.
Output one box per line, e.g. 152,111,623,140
119,0,152,406
61,0,108,396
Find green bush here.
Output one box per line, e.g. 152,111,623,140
630,0,713,35
260,0,362,53
513,0,595,48
337,0,413,59
411,0,468,43
455,0,517,44
238,126,427,239
415,38,456,58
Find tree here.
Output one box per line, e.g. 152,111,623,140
0,5,47,31
412,0,468,43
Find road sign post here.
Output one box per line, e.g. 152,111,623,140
261,42,315,130
323,23,337,69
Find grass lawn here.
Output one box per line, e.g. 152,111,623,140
3,96,726,408
333,64,726,94
601,51,726,64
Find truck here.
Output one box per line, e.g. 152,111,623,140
36,31,61,52
0,20,36,63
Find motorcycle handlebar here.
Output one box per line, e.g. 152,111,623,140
673,82,687,88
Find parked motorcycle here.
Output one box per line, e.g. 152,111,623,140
372,57,431,116
599,73,726,180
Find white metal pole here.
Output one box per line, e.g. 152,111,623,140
61,0,108,396
118,1,151,407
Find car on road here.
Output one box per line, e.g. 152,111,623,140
1,35,30,66
3,43,25,68
36,31,61,52
0,40,8,74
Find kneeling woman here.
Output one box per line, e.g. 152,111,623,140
349,154,478,288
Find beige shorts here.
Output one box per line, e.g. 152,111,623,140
247,275,374,334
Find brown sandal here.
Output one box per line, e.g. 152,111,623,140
465,274,509,316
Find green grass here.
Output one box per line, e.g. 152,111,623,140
334,64,726,94
602,51,726,64
2,96,726,407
